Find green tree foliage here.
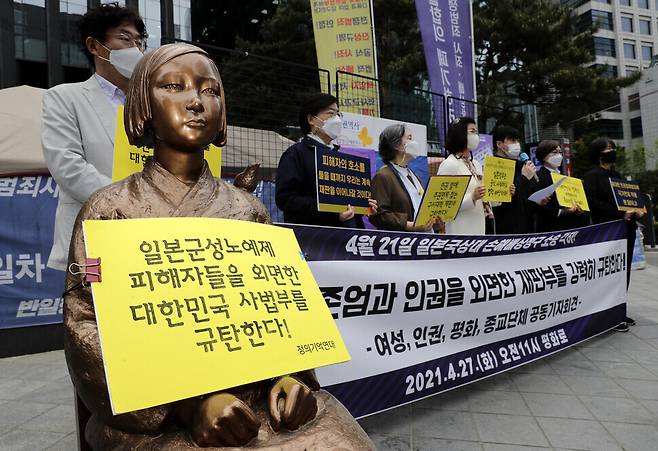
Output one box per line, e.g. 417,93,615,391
472,0,638,127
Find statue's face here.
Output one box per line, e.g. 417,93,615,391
148,53,223,151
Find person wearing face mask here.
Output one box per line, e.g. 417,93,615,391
275,93,376,227
436,117,486,235
531,140,588,232
488,125,538,235
584,137,644,332
41,4,146,271
370,123,436,232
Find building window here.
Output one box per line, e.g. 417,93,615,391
597,120,624,139
621,15,634,32
139,0,161,50
580,10,614,32
591,64,619,77
619,0,631,5
593,0,611,3
594,37,617,57
629,93,640,110
626,65,639,74
13,0,47,62
173,0,192,41
624,41,637,58
639,18,652,34
631,117,643,138
638,0,649,8
642,44,653,60
560,0,589,7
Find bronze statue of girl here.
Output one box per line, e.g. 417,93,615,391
63,43,373,450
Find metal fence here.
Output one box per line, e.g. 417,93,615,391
336,71,447,155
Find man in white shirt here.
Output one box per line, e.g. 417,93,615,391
41,4,146,270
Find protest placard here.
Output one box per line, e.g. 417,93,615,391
551,174,590,211
316,146,372,215
483,155,515,203
83,218,350,414
414,175,471,225
609,178,645,212
112,106,222,182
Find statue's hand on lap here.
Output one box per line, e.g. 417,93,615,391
191,393,260,447
268,376,318,432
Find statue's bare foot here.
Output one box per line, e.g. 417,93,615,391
191,393,260,447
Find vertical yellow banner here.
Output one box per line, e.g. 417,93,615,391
310,0,380,116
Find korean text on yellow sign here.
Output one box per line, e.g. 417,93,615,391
310,0,379,116
483,155,515,203
414,175,471,225
83,218,350,414
551,173,590,212
610,178,646,212
112,106,222,182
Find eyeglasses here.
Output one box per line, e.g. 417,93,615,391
109,32,147,51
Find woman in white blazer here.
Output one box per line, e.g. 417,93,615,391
437,117,486,235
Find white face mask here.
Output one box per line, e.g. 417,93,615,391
404,140,421,159
96,41,143,79
318,115,343,140
505,142,521,159
467,133,480,151
546,154,563,168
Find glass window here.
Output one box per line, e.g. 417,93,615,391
592,10,614,30
642,44,653,60
139,0,161,50
639,18,651,34
622,16,634,32
624,42,637,58
59,1,88,68
594,0,611,3
594,37,617,57
619,0,631,5
628,93,640,110
591,64,619,77
631,117,643,138
13,0,47,62
638,0,649,7
173,0,192,41
626,65,639,74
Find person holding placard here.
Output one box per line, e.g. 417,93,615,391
370,123,436,232
41,4,147,271
275,94,376,228
584,137,644,332
437,117,486,235
531,140,588,232
488,125,537,234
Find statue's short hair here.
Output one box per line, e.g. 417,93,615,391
125,43,227,148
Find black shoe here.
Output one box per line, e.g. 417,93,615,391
625,317,636,326
614,322,630,332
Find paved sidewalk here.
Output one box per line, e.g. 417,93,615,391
1,266,657,450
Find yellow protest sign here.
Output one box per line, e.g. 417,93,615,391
310,0,379,116
414,175,471,225
551,173,590,211
112,106,222,182
83,218,350,414
483,155,515,203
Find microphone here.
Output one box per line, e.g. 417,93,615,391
519,153,539,182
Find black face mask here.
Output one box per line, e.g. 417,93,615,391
600,151,617,164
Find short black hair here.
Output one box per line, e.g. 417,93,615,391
445,117,476,154
378,123,406,163
78,3,147,67
298,93,338,135
536,140,560,163
589,137,616,163
492,125,521,149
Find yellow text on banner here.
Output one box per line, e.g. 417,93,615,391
482,155,515,203
414,175,471,225
551,173,590,212
112,106,222,182
310,0,379,116
83,218,350,415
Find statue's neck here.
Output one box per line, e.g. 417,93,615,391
153,144,205,184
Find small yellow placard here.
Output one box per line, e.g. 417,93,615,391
414,175,471,225
551,173,590,211
83,218,350,415
483,155,516,203
112,106,222,182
